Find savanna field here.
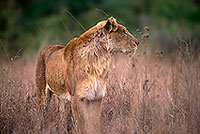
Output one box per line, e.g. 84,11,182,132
0,1,200,133
0,39,200,134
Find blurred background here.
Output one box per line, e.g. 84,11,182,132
0,0,200,59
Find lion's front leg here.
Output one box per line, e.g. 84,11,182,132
71,76,106,133
71,96,102,134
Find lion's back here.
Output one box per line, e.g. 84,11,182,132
38,45,64,61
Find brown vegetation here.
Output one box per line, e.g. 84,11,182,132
0,39,200,134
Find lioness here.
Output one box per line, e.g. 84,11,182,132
36,17,139,134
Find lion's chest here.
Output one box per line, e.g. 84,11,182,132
76,76,106,101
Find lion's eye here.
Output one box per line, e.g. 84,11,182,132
123,29,126,33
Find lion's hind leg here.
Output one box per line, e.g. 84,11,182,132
36,45,64,108
36,51,53,130
43,84,53,116
39,84,53,130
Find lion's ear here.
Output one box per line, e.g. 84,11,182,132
111,17,118,32
105,17,118,33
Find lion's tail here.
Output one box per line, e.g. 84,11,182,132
35,49,47,106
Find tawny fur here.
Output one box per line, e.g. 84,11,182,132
36,17,139,134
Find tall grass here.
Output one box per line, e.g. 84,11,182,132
0,40,200,134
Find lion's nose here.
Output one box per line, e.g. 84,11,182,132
134,38,139,46
136,40,139,46
133,36,139,46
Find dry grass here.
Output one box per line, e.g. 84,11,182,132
0,41,200,134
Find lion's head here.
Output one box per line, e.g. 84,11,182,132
104,17,139,56
77,17,139,58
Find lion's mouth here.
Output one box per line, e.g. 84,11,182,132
111,47,137,57
120,48,136,57
126,52,135,57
